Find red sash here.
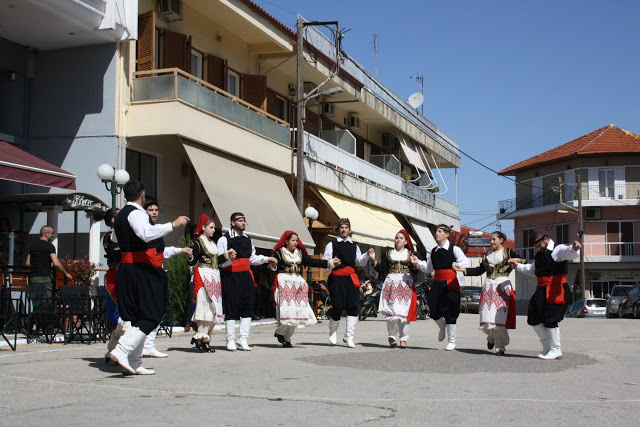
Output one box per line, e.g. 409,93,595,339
105,268,117,301
331,266,360,288
121,248,163,268
433,269,460,291
506,289,516,329
223,258,256,287
193,266,203,302
407,289,418,322
537,274,566,304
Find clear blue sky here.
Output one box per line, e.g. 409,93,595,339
256,0,640,239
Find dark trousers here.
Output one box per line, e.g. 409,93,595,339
527,283,570,328
428,281,460,324
116,263,167,334
328,276,360,321
221,271,255,320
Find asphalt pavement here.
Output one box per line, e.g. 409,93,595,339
1,313,639,426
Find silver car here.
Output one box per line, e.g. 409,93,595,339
566,298,607,318
606,285,634,318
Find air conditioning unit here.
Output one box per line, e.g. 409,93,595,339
322,103,336,117
585,207,601,219
159,0,183,21
348,115,360,131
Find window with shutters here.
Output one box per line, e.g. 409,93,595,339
273,95,286,120
190,49,203,79
227,70,240,97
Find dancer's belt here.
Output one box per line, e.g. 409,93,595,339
331,266,359,287
434,269,460,291
121,248,163,268
222,258,256,286
537,274,566,304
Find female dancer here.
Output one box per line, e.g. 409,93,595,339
369,230,419,349
188,215,236,352
453,231,523,355
269,231,339,347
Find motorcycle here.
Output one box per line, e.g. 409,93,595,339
358,281,382,321
311,280,331,320
415,279,432,320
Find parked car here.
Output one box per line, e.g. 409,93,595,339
566,298,607,318
618,284,640,318
460,286,482,314
606,284,634,318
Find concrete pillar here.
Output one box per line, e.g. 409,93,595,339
87,212,102,291
44,206,64,251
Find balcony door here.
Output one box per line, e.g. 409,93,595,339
599,169,615,199
606,221,634,255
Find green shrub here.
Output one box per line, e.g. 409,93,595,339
166,234,193,325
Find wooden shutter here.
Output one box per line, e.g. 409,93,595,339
206,54,226,89
137,10,156,72
304,109,319,135
266,89,277,116
241,74,267,111
164,29,189,72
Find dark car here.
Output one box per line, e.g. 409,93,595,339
606,284,634,318
460,286,482,314
619,284,640,318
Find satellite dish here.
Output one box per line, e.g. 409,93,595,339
408,92,423,109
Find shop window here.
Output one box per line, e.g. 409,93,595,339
126,149,157,200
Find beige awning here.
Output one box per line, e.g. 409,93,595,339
398,135,427,172
317,188,404,248
182,139,314,251
407,218,437,252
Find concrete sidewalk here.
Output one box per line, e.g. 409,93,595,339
1,313,639,425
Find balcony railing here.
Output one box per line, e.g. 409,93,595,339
305,133,458,217
499,183,640,214
515,242,640,259
132,68,290,146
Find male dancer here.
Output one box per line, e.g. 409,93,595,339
322,218,372,348
509,232,580,360
412,224,469,351
109,181,189,374
142,200,192,358
217,213,276,351
102,208,125,361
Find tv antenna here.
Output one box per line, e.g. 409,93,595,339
372,34,379,77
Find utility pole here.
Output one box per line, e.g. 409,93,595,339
296,15,305,214
577,175,586,299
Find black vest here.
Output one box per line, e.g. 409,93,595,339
331,239,357,271
224,232,253,259
534,248,568,277
114,204,154,253
102,229,121,268
431,245,456,270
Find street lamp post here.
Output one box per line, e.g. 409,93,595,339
304,206,319,285
558,176,586,299
97,164,130,208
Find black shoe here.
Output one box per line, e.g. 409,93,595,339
202,342,215,353
274,332,285,344
496,349,505,356
284,341,293,348
487,341,495,350
191,337,197,346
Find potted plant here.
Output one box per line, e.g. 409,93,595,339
59,256,99,288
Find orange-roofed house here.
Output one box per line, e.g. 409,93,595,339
498,124,640,310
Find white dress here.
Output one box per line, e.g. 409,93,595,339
377,248,416,321
274,248,317,327
478,249,513,330
192,235,224,324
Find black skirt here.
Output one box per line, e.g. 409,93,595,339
427,280,460,324
527,283,570,328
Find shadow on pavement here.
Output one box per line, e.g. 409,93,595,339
81,357,129,376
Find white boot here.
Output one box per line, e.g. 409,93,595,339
129,340,155,375
343,316,357,348
435,317,446,342
445,324,456,351
532,324,550,358
225,320,237,351
109,326,147,374
142,326,168,358
236,317,252,351
105,320,124,361
539,327,563,360
329,319,340,345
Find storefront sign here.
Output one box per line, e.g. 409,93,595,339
62,194,107,213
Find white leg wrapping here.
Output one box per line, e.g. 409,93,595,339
282,325,296,342
236,317,252,351
532,324,550,358
399,320,410,343
435,317,446,341
494,327,509,351
194,321,214,343
445,324,456,351
387,318,399,340
539,327,563,360
225,320,237,351
142,326,168,358
329,319,340,345
343,316,357,348
109,326,147,375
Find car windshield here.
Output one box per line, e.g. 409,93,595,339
611,286,633,296
461,287,482,293
586,299,607,308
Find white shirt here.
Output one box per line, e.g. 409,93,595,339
516,239,580,277
217,227,269,268
322,236,371,269
111,202,173,244
416,240,469,274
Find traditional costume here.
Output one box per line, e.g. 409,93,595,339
270,231,330,347
103,228,127,360
109,202,174,375
464,247,522,354
516,239,579,360
218,227,270,351
416,241,469,350
188,215,227,351
322,232,371,348
373,230,418,348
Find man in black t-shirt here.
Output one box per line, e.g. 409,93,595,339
26,225,72,294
